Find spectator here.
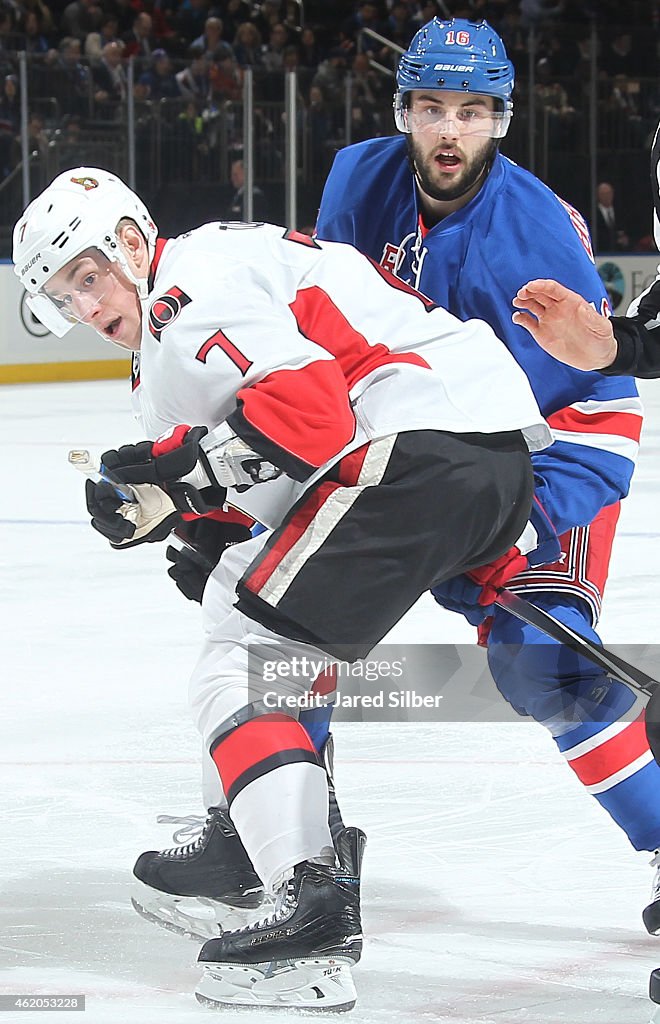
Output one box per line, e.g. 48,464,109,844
226,156,268,219
175,0,211,49
282,44,300,72
22,10,49,53
601,73,645,148
385,2,415,48
298,25,323,68
232,21,262,68
252,0,282,41
85,14,120,62
252,105,282,174
105,0,134,36
414,1,442,26
192,16,233,63
0,72,18,131
306,83,340,176
518,0,564,29
175,44,210,103
341,2,385,53
534,56,577,144
0,0,17,41
48,35,91,118
312,48,348,105
21,0,54,38
350,50,384,109
539,30,582,81
55,112,84,170
0,72,18,176
175,98,207,177
261,22,289,71
593,181,630,252
60,0,101,42
497,4,528,70
283,0,302,33
122,12,155,64
222,0,252,41
92,40,127,115
603,30,637,79
12,109,48,170
349,97,381,142
208,51,242,102
138,48,181,101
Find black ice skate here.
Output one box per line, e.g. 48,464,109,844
644,851,660,935
131,806,265,941
195,826,366,1011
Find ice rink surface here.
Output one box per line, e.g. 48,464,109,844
3,378,660,1024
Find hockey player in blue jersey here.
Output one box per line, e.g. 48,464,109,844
316,16,660,933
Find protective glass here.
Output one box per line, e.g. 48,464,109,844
27,248,119,337
394,95,511,139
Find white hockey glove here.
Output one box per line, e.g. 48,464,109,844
197,429,283,493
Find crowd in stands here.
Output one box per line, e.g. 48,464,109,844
0,0,658,240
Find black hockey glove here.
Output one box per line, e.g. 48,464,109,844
99,425,227,516
85,477,181,548
165,518,252,602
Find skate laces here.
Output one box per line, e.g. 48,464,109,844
651,851,660,899
156,810,213,856
231,874,296,934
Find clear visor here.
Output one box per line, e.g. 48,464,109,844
26,248,119,338
394,94,511,139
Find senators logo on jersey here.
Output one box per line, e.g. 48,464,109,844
148,286,192,341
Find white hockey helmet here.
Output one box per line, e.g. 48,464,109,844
12,167,157,337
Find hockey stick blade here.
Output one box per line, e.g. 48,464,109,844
495,588,660,765
68,449,137,504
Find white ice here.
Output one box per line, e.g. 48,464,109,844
2,378,660,1024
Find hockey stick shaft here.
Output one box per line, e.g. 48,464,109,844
495,588,660,697
495,588,660,765
68,449,137,504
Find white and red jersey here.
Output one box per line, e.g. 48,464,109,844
132,222,549,509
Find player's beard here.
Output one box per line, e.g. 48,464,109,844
407,135,497,203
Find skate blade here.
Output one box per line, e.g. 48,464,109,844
131,882,270,942
195,957,357,1011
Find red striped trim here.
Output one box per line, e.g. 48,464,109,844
567,712,648,787
366,257,438,311
180,507,254,526
289,286,430,391
212,713,316,794
335,444,369,486
152,424,192,457
244,480,342,596
509,502,620,626
311,665,337,696
148,237,169,286
547,408,642,441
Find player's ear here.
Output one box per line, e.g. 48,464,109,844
116,220,149,274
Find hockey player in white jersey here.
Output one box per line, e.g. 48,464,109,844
13,167,550,1010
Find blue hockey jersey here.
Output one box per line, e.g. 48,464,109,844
315,136,642,540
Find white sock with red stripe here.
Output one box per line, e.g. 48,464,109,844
211,714,334,893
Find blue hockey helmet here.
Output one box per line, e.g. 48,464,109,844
394,18,514,139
